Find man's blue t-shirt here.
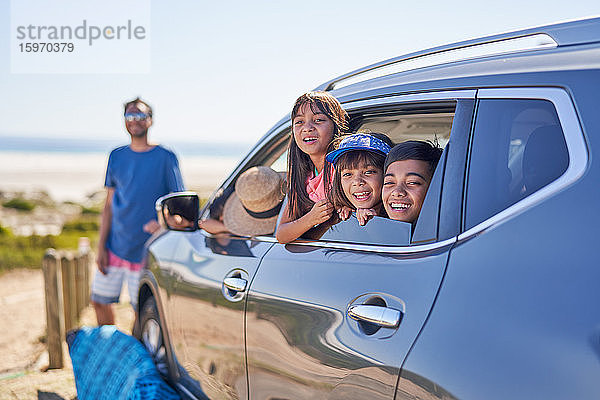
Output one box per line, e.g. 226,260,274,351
105,145,184,263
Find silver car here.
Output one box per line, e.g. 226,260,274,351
135,17,600,400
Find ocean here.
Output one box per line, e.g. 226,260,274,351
0,136,253,202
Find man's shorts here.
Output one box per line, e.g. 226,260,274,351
90,250,142,310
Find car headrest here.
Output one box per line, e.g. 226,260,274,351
522,124,569,195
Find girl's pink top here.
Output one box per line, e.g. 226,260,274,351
306,165,332,202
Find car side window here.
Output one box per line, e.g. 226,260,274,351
311,149,445,247
302,100,473,247
313,99,477,247
312,121,450,247
465,99,569,230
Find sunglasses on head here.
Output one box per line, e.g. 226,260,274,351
124,112,150,122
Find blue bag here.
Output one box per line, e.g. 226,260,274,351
67,325,180,400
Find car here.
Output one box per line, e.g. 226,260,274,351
134,17,600,400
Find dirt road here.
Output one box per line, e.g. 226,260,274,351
0,268,134,400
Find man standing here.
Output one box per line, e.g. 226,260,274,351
91,97,184,325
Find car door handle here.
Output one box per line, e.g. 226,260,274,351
347,305,402,328
223,277,247,293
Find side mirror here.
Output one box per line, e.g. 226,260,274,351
156,192,199,232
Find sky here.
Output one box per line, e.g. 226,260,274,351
0,0,598,147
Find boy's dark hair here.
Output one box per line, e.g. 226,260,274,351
124,97,153,117
384,141,443,175
287,91,349,219
369,132,394,148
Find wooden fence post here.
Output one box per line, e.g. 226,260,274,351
61,252,77,332
77,237,91,313
84,251,91,306
86,252,91,303
75,252,89,315
43,249,64,369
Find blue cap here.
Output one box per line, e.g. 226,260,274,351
326,133,392,165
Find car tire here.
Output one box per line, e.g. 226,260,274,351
140,296,169,377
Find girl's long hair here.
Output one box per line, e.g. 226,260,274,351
287,92,348,219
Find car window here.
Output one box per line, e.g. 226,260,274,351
303,104,463,247
309,141,449,246
464,99,569,230
205,101,473,246
270,149,288,173
198,126,290,237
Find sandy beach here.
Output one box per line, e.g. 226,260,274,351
0,268,135,400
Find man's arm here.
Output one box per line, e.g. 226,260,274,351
96,188,114,274
141,150,186,235
167,151,185,192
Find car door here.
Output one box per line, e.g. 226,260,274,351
167,230,273,399
395,88,599,399
245,92,475,399
165,125,290,399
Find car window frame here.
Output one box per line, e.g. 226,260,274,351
437,98,476,241
459,87,589,243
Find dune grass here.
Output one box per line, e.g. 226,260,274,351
0,218,98,274
0,192,209,274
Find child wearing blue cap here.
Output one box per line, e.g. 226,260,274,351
327,132,393,226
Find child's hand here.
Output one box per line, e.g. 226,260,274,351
337,206,353,221
307,199,334,226
356,208,377,226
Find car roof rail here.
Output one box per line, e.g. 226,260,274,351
318,16,600,91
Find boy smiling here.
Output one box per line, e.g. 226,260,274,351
382,141,442,224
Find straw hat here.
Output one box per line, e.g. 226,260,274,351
223,166,285,236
